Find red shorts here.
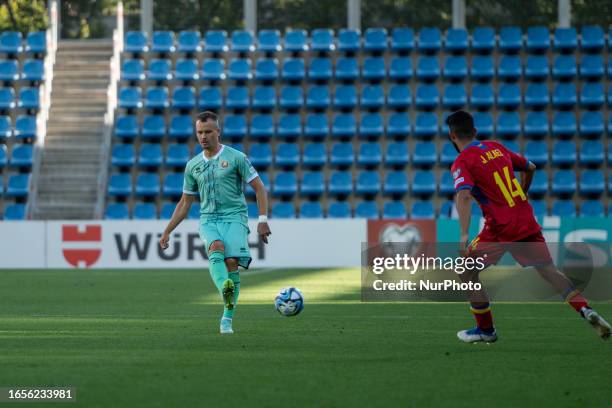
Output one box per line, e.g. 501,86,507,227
466,229,553,268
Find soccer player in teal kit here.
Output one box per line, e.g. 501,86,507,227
159,111,271,334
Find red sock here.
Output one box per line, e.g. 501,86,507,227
566,290,589,314
471,303,494,331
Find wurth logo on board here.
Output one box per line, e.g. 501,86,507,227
62,224,102,268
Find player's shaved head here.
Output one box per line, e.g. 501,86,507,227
446,110,476,140
197,111,220,129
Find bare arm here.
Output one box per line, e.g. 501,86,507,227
520,161,537,194
456,189,472,249
159,193,196,249
249,176,271,244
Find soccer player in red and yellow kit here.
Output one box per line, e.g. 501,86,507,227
446,110,610,343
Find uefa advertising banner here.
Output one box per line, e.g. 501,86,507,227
1,217,612,269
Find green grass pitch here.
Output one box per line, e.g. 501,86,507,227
0,268,610,408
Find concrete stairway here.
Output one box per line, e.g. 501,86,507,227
33,40,112,220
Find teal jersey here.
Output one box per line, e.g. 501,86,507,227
183,145,258,225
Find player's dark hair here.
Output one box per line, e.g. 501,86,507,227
446,110,475,140
197,111,219,124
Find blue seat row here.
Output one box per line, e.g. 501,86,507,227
1,174,30,197
0,143,33,168
0,59,45,82
105,201,201,220
0,115,37,140
0,87,40,110
0,31,46,54
1,203,26,220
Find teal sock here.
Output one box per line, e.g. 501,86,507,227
208,250,228,295
223,271,240,319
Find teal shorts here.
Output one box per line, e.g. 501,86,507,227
199,222,252,269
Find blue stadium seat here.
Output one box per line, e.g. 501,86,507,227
226,86,249,110
581,200,604,217
332,113,356,138
231,30,255,53
391,27,414,52
106,174,132,199
384,171,408,195
271,202,295,219
248,143,272,168
497,83,521,109
474,112,493,138
580,111,604,137
245,172,270,198
198,86,222,110
443,84,467,108
412,171,436,195
307,85,330,109
0,144,5,167
524,111,549,138
275,143,299,168
524,82,549,108
551,170,576,195
125,31,148,53
311,29,335,52
13,115,36,140
188,203,200,219
144,87,169,109
105,203,129,220
278,114,301,139
360,113,384,138
530,172,548,197
10,144,32,169
440,142,457,166
439,171,454,195
580,140,604,166
3,203,25,220
148,58,172,81
21,59,44,82
525,55,549,80
171,86,195,110
250,114,274,140
580,82,604,108
444,56,467,80
279,86,303,109
468,55,493,81
439,200,454,218
117,87,142,109
328,201,352,218
361,85,384,109
387,84,411,109
301,171,325,196
168,115,193,139
581,25,604,51
418,27,441,53
139,143,163,167
223,114,247,139
0,32,22,55
358,142,382,166
499,27,522,52
174,58,198,81
530,199,547,217
25,31,46,54
0,115,11,140
204,30,228,53
178,30,201,53
142,114,166,139
303,142,326,167
411,201,435,219
413,141,436,167
201,59,225,81
524,141,548,166
282,58,305,81
115,115,138,140
383,201,407,219
389,56,412,81
385,141,409,167
255,58,278,81
284,29,308,52
495,112,521,139
470,83,494,109
526,26,550,52
414,112,438,138
304,114,328,139
160,172,183,198
152,31,175,53
580,170,605,196
329,171,353,196
5,174,29,197
300,201,323,218
552,141,576,166
354,201,379,219
133,202,157,220
387,113,410,137
364,28,388,52
248,202,259,219
551,200,576,217
335,57,358,80
273,172,297,197
228,58,252,81
330,142,354,166
552,111,576,138
166,143,190,167
416,56,440,80
445,28,468,52
362,56,386,80
356,171,380,195
497,55,521,80
111,144,135,167
252,86,276,111
338,29,360,52
334,85,357,109
415,84,439,109
18,87,39,110
309,57,332,81
553,55,576,80
258,30,282,53
472,27,495,53
0,60,19,81
554,27,577,52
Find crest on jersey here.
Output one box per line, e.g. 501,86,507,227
221,160,229,168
